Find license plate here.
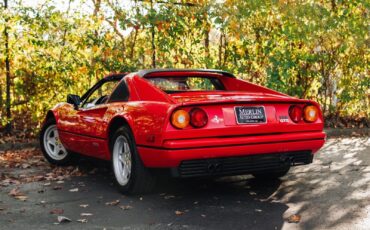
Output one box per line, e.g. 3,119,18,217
235,106,266,124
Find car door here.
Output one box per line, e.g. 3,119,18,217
71,80,120,157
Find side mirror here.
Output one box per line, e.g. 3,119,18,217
67,94,81,109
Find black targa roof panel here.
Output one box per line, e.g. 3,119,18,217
137,69,236,78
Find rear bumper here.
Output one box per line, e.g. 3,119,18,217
138,131,325,168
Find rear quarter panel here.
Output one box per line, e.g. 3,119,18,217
107,102,172,147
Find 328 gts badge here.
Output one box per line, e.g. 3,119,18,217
279,116,289,123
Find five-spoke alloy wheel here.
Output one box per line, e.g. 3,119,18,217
40,118,73,165
112,136,132,186
111,126,157,194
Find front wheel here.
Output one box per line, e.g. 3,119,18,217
111,126,157,194
40,118,73,165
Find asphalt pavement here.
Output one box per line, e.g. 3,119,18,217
0,137,369,230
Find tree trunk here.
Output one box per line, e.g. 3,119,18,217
0,83,3,107
90,0,101,87
59,0,72,61
150,0,156,68
130,28,138,60
223,34,228,67
204,22,210,68
4,0,11,133
218,32,224,68
202,6,210,68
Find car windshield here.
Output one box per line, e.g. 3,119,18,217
146,76,225,93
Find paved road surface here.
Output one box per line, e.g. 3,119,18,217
0,137,369,230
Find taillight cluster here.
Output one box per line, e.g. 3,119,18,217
289,105,319,123
171,108,208,129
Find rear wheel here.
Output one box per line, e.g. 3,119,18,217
111,126,157,194
252,166,290,179
40,118,73,165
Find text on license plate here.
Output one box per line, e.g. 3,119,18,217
234,106,266,124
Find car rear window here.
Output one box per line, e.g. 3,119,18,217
146,77,225,93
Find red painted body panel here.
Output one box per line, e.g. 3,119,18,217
138,138,325,168
45,70,325,168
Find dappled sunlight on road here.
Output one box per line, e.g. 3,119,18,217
271,137,370,230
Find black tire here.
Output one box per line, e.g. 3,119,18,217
252,166,290,180
40,118,73,165
110,126,157,194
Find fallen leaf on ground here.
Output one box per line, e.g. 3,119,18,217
21,163,30,169
77,219,88,223
57,216,71,223
8,188,27,201
9,188,22,196
79,204,89,208
287,214,301,223
175,210,184,216
80,213,93,217
69,188,79,192
50,208,64,215
105,200,120,206
15,195,28,201
119,205,133,210
53,186,62,190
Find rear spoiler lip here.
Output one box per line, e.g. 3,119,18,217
175,98,312,107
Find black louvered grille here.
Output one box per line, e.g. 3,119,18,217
175,151,313,178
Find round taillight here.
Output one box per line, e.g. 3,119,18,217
303,105,319,122
190,108,208,128
289,105,303,123
171,110,190,129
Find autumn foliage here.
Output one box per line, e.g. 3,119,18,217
0,0,369,134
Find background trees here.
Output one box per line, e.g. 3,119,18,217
0,0,369,134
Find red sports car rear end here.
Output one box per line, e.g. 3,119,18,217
40,69,325,194
137,70,325,178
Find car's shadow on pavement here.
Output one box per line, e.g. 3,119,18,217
57,156,288,230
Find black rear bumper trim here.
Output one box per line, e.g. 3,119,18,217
171,150,313,178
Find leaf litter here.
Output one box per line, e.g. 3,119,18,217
105,200,120,206
0,148,88,188
8,187,28,201
50,208,64,215
287,214,301,223
57,216,72,224
80,213,93,217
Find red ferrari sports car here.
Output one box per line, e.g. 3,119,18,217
40,69,325,194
